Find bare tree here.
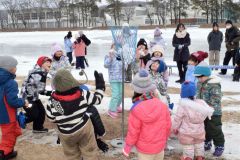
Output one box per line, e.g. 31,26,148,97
1,0,18,28
152,0,169,25
145,0,154,25
107,0,122,26
31,0,48,29
48,0,65,28
17,0,33,29
0,10,8,29
122,4,134,24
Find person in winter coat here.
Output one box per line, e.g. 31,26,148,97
220,20,240,75
104,44,123,118
21,56,52,133
194,62,225,157
72,31,91,70
64,31,73,64
45,69,105,160
146,57,170,106
0,56,29,160
133,38,151,74
172,82,214,160
123,69,171,160
233,48,240,81
172,23,191,83
150,27,167,50
207,22,223,67
49,43,71,78
185,51,208,85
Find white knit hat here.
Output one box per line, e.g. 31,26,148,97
152,45,165,56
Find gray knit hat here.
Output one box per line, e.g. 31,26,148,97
0,56,18,71
53,69,80,92
132,69,156,93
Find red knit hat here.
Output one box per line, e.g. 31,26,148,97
190,51,208,63
37,56,52,67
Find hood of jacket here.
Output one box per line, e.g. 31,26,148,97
0,68,16,85
179,98,214,122
132,98,165,123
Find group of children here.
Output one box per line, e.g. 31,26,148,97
0,26,228,160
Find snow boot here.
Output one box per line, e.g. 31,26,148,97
204,141,212,151
0,150,5,160
213,146,224,157
5,150,17,160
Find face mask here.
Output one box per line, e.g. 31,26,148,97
226,25,232,29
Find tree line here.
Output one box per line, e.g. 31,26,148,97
0,0,239,29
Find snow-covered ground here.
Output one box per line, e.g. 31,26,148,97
1,28,240,159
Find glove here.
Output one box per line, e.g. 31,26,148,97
97,139,109,153
178,44,183,49
122,144,132,157
169,103,174,110
173,129,179,135
94,71,106,91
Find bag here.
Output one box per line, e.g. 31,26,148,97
17,111,27,129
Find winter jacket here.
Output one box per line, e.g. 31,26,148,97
133,49,151,74
150,37,167,50
21,65,50,102
49,56,71,77
207,30,223,51
125,98,171,154
185,65,197,85
172,98,214,145
45,87,103,135
172,31,191,62
225,26,240,51
0,68,25,124
72,40,87,57
236,48,240,65
104,54,123,82
196,76,222,115
64,38,73,53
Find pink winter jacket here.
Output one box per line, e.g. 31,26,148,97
72,41,86,57
125,98,171,154
172,99,214,145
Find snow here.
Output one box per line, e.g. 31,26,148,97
1,28,240,159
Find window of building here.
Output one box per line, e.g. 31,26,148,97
31,13,37,19
145,18,151,24
39,12,45,19
54,11,61,19
24,13,30,20
135,10,146,16
47,12,53,19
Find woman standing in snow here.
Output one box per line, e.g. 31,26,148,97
172,23,191,83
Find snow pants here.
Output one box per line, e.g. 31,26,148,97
182,143,204,159
0,122,22,155
109,82,122,112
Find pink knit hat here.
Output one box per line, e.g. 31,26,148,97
51,43,63,56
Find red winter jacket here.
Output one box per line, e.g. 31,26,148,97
125,98,171,154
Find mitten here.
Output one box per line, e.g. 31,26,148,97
94,71,105,91
178,44,183,49
173,129,179,135
122,144,132,157
97,139,109,153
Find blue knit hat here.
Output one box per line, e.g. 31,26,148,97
194,61,211,77
181,81,196,98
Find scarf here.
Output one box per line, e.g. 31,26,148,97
132,92,155,103
176,30,187,38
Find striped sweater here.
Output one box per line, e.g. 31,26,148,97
45,87,103,134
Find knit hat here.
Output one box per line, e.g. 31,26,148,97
78,30,83,37
137,38,148,49
181,81,196,98
0,56,18,71
51,43,63,56
213,22,219,27
53,69,80,92
194,61,211,77
146,57,167,73
225,20,232,25
152,45,165,56
190,51,208,63
37,56,52,67
154,27,162,38
132,69,156,94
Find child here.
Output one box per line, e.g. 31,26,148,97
150,27,167,50
21,56,52,133
194,62,225,157
146,58,170,106
45,69,105,160
0,56,28,159
172,82,214,160
185,51,208,84
49,43,71,78
151,44,165,58
233,48,240,81
104,44,123,118
123,69,171,160
133,38,151,74
64,31,73,64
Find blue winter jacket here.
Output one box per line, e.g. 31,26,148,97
104,55,123,82
0,68,25,124
64,38,73,53
185,65,197,85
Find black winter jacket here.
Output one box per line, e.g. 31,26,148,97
207,31,223,51
225,26,240,51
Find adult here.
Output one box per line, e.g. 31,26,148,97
219,20,240,75
207,22,223,68
64,31,73,64
172,23,191,83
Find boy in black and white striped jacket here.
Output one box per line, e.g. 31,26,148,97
45,69,106,160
